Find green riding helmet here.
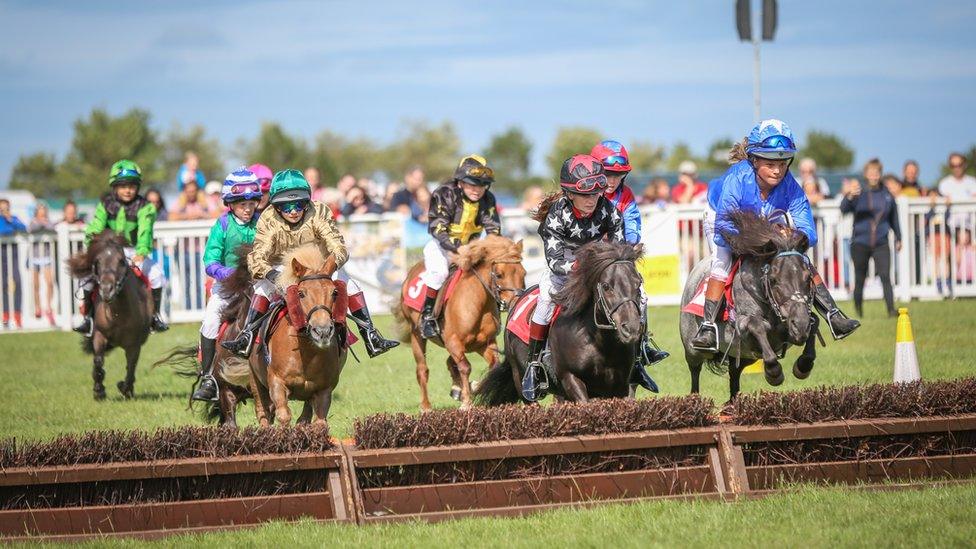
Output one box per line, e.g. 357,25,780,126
269,169,312,204
109,159,143,186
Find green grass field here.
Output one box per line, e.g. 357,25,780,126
3,298,975,546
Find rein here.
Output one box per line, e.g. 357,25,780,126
93,245,130,301
297,273,335,325
469,258,523,320
760,250,812,322
593,259,641,331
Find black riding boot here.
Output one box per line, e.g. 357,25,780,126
520,322,550,402
73,289,94,336
690,298,721,352
813,282,860,340
222,296,269,357
150,288,169,332
192,336,218,402
419,290,440,339
348,299,400,358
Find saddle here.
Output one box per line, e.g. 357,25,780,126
402,267,464,316
681,258,742,321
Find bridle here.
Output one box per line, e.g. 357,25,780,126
93,244,129,302
760,250,812,322
296,273,336,326
593,259,641,331
469,258,524,315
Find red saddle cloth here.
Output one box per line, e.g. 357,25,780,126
402,268,464,312
681,259,741,321
506,285,562,345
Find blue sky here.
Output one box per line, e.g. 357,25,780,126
1,0,974,187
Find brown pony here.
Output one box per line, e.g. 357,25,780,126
242,244,347,426
68,232,153,400
395,235,526,410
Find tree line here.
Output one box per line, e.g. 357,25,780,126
9,107,864,200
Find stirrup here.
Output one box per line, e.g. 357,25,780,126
223,331,255,357
825,309,857,340
74,317,94,337
419,316,440,339
191,374,219,402
690,322,719,352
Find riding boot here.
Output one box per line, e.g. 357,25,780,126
348,292,400,358
812,280,860,340
690,277,726,352
150,288,169,332
521,321,550,402
419,287,440,339
221,295,270,356
192,336,219,402
73,289,95,336
629,358,660,393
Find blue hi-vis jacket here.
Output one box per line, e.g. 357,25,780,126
707,160,817,249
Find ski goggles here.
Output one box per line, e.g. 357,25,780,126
462,165,494,180
567,174,608,193
111,169,142,183
275,200,308,214
229,183,261,195
258,178,272,193
750,134,795,151
601,155,629,168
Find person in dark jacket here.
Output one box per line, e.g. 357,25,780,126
840,158,902,317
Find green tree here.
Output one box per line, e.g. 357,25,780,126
664,142,699,172
8,152,61,198
546,126,603,176
384,120,461,182
311,131,383,185
239,122,309,172
163,124,224,185
627,140,666,174
58,108,164,198
701,138,735,171
800,130,854,171
484,127,533,192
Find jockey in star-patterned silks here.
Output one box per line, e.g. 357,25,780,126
520,154,659,402
691,119,861,354
590,140,670,373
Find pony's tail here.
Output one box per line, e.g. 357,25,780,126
390,295,412,343
475,357,521,406
151,345,201,410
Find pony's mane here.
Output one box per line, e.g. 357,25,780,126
456,235,521,271
719,210,808,260
68,231,129,277
278,244,331,288
554,240,641,316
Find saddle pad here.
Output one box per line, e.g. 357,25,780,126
681,259,741,320
402,268,464,312
506,285,562,345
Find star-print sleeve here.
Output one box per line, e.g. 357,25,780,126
540,205,573,276
606,202,625,243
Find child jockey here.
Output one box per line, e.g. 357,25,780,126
418,155,501,339
222,169,398,357
191,167,262,402
521,155,658,402
590,140,669,369
74,160,168,335
249,163,273,213
691,119,860,353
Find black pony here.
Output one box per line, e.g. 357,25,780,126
477,240,644,404
680,210,819,403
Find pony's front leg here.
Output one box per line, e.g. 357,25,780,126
561,373,589,402
218,385,238,428
297,402,313,424
793,314,819,380
445,334,473,409
91,333,107,400
410,333,432,411
727,358,746,404
743,317,784,386
268,374,292,425
117,346,140,399
311,389,333,427
248,373,274,427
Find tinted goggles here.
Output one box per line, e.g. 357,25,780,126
755,135,795,150
275,200,308,214
602,155,628,167
230,183,261,195
464,165,494,179
573,174,608,193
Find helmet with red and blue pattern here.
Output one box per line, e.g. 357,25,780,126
559,154,607,195
222,167,263,204
590,140,631,173
746,119,797,160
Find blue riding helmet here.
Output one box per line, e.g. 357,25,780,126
746,119,797,160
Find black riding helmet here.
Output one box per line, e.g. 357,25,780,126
454,155,494,187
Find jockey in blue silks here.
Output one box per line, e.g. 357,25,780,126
691,119,860,353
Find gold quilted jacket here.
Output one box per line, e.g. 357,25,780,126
247,201,349,279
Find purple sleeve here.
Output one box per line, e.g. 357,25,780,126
206,263,235,281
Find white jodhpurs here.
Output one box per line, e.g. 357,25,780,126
420,240,451,290
335,268,362,295
703,206,733,282
200,279,230,339
253,266,284,299
531,269,567,325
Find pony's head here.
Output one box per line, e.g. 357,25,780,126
554,241,644,345
721,209,813,344
70,232,130,302
456,235,527,308
280,244,339,348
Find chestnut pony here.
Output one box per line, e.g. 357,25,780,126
395,235,526,410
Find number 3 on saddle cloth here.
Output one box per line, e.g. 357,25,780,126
681,259,742,321
402,268,465,315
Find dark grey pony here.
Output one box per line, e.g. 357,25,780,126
679,210,819,403
477,241,644,404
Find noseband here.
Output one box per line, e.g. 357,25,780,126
594,259,641,331
470,258,524,314
760,250,812,322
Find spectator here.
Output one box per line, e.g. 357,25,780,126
883,174,903,197
520,185,545,212
204,181,224,217
382,182,402,211
925,192,953,298
671,161,708,204
145,188,169,221
390,166,429,222
341,185,384,217
937,152,976,228
177,151,206,191
841,158,901,317
901,160,924,197
803,179,826,206
58,200,85,226
641,178,672,209
336,174,356,206
169,181,214,220
306,167,326,202
798,157,832,198
0,198,26,328
28,201,56,326
958,229,975,284
320,187,343,219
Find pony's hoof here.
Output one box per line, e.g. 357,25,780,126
763,362,784,386
93,387,106,401
793,356,815,380
117,381,133,399
449,386,462,401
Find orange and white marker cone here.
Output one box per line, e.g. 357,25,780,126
893,307,920,383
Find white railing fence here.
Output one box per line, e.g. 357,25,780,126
1,198,973,332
